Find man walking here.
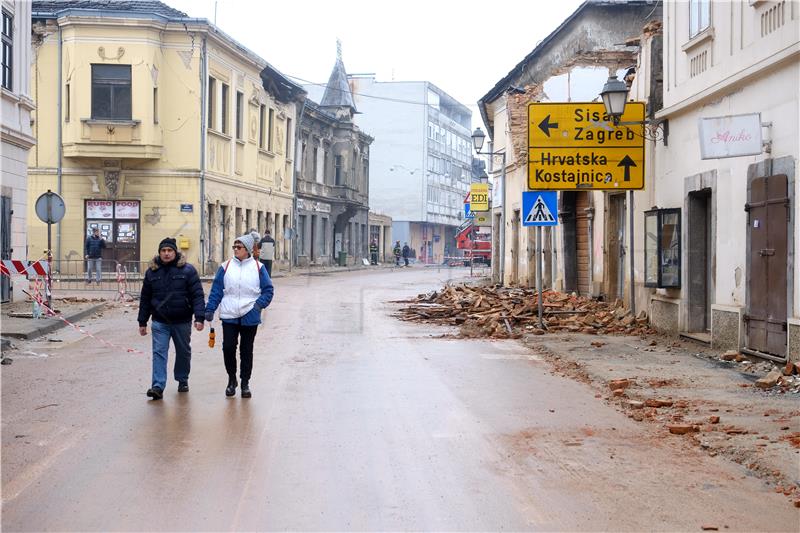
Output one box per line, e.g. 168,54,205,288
393,241,401,266
369,239,379,265
258,229,276,277
84,227,106,284
137,238,205,400
402,242,411,267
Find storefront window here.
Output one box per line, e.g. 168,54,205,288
644,208,681,288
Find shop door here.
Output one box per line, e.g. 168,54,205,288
85,200,141,272
511,209,520,284
746,175,788,356
605,194,626,302
687,189,712,333
575,192,590,296
562,191,590,295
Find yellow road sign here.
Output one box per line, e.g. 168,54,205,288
528,102,645,190
473,212,491,226
469,183,489,211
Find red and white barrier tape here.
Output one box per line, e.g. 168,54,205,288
20,288,147,355
2,258,145,355
0,259,49,277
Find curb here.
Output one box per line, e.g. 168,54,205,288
1,303,107,341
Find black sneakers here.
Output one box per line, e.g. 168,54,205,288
178,381,189,393
241,381,251,398
146,386,163,400
225,377,237,397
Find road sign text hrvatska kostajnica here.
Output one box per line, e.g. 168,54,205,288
528,102,645,190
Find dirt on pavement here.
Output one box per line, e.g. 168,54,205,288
396,282,800,510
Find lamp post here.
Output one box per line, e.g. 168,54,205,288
472,126,506,285
600,75,637,315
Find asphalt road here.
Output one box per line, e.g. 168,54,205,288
2,267,797,531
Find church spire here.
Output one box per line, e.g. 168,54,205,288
320,39,356,118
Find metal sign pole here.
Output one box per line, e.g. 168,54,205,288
537,225,543,329
629,190,635,316
46,192,53,308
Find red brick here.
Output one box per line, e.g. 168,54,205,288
668,424,696,435
608,379,631,391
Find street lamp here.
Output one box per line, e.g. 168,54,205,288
471,126,506,285
599,75,629,124
597,76,668,317
599,75,667,142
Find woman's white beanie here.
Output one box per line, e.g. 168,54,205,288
235,233,255,254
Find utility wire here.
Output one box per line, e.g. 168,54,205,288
287,74,462,109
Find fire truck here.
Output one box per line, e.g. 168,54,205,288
454,220,491,266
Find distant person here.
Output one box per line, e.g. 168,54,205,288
84,227,106,284
249,229,261,261
393,241,401,266
205,233,274,398
402,242,411,267
369,239,379,265
259,229,276,277
137,238,205,400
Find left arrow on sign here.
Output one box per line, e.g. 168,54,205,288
618,154,637,182
538,115,559,137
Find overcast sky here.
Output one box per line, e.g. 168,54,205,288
165,0,585,123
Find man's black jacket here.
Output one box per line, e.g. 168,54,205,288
137,253,205,326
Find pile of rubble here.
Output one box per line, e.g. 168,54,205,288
717,351,800,393
394,284,652,338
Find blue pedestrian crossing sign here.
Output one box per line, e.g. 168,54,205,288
464,203,474,219
522,191,558,227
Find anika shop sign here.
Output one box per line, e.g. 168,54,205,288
698,113,763,159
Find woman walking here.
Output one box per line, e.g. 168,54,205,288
205,233,274,397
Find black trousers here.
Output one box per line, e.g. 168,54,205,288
222,322,258,382
260,259,273,277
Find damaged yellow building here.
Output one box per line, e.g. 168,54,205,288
28,0,303,276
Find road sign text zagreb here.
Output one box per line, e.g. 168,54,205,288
528,102,645,190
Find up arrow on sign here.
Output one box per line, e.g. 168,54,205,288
618,154,636,181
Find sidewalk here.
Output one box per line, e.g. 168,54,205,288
1,298,107,344
519,331,800,508
1,263,384,346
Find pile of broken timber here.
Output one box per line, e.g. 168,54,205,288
395,284,651,339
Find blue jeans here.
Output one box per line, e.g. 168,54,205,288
150,321,192,390
86,258,102,282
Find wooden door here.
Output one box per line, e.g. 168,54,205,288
576,192,590,296
746,175,788,356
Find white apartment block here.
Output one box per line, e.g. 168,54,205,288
309,77,473,264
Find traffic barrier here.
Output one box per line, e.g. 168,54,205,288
45,259,143,294
0,259,49,277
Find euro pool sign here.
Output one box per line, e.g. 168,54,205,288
528,102,645,190
522,191,558,227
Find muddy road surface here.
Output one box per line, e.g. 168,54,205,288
2,267,797,531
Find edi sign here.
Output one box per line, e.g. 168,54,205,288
469,183,489,211
528,102,645,190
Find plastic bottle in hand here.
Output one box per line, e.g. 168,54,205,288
208,327,215,348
